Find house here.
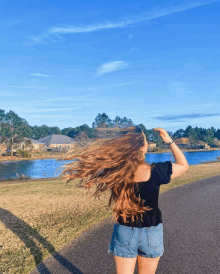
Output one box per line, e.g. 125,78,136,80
195,140,211,150
161,137,190,149
19,137,44,151
3,133,213,155
4,137,44,153
9,135,76,152
148,141,157,151
37,134,76,152
162,137,211,150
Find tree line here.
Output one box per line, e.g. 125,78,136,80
1,109,220,157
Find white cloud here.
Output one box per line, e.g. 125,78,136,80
96,61,129,76
49,1,219,34
26,1,220,44
27,33,50,45
30,73,49,77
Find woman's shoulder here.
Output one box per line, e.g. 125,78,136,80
152,161,173,185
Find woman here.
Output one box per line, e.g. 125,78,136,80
57,126,189,274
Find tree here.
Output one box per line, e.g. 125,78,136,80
173,128,185,139
3,111,32,157
61,127,75,137
23,139,34,151
75,131,89,142
213,137,220,148
92,113,135,139
1,109,220,154
0,109,7,157
92,113,113,138
0,135,8,157
184,126,195,149
48,126,61,135
205,128,215,147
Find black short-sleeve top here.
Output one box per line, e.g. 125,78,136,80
116,161,173,227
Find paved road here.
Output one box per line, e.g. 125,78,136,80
30,175,220,274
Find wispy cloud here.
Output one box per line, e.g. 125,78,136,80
96,61,129,76
49,1,219,34
26,33,50,45
27,0,220,44
30,73,49,77
155,112,220,122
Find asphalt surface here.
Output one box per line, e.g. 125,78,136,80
30,175,220,274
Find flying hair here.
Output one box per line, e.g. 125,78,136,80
56,125,156,224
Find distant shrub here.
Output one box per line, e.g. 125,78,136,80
17,149,31,158
153,147,163,152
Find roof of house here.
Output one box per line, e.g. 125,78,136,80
37,134,75,145
23,135,210,146
149,137,194,145
174,137,189,144
168,138,207,145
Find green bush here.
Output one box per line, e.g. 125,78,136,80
17,149,31,158
153,147,163,152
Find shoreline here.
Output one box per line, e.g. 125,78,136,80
0,148,220,162
0,148,219,162
0,154,65,162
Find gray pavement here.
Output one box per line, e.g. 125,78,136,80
30,175,220,274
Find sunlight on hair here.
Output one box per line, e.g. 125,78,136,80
56,125,155,224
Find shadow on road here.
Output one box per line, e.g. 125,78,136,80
0,208,83,274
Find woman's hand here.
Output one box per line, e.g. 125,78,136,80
153,127,173,143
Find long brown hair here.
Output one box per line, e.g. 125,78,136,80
56,125,155,224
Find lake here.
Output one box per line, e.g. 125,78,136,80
0,150,220,180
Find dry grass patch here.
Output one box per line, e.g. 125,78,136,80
159,162,220,194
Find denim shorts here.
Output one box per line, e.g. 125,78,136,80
108,222,164,258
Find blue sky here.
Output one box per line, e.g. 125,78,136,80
1,0,220,133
